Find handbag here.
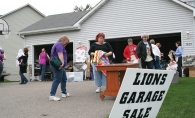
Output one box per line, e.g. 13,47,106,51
20,62,28,67
18,56,27,67
50,46,62,70
50,57,62,70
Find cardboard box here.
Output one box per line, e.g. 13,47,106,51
189,66,195,77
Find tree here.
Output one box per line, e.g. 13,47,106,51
74,4,92,12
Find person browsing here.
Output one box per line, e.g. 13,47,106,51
49,35,70,101
88,33,113,93
39,48,50,81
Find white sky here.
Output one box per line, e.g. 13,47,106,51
0,0,101,16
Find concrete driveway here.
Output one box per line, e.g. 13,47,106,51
0,81,115,118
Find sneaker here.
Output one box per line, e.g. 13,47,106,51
96,87,101,93
49,96,60,101
62,93,70,98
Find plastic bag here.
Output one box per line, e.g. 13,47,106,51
166,61,178,70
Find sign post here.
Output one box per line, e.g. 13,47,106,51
109,68,175,118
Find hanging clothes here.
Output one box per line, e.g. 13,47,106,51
75,45,87,62
93,50,110,76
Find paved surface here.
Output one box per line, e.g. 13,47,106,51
0,81,115,118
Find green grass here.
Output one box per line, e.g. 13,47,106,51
157,77,195,118
2,79,19,83
106,78,195,118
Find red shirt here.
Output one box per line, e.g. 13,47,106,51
123,44,138,60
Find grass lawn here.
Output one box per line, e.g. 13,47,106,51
157,77,195,118
106,77,195,118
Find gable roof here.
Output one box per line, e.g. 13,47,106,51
19,11,88,33
0,3,45,18
19,0,195,36
173,0,195,14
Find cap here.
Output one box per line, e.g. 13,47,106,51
127,38,133,42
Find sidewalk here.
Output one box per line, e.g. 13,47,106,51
0,81,115,118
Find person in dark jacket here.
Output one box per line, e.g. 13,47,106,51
136,33,155,69
18,48,29,84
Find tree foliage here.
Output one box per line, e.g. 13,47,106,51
74,4,92,12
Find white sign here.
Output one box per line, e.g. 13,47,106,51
109,68,175,118
82,64,87,70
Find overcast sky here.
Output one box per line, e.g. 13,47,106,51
0,0,101,16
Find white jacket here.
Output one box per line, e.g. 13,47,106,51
151,44,161,58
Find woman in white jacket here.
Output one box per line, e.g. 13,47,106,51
150,39,161,69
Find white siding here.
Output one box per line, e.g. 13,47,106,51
0,6,44,75
79,0,194,55
25,0,195,65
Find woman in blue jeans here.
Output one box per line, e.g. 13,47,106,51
18,48,29,84
39,48,50,81
49,35,70,101
88,33,113,93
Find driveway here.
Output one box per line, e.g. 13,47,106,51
0,81,115,118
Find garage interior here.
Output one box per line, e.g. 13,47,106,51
33,43,74,80
90,33,181,63
34,43,73,63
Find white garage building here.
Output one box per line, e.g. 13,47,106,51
19,0,195,78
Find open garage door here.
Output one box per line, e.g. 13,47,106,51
33,43,74,80
34,43,73,63
90,33,181,63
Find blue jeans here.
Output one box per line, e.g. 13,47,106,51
50,65,67,96
177,56,182,77
0,64,3,78
91,63,106,87
19,70,28,83
40,64,46,80
153,56,161,69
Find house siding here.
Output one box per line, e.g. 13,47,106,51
25,0,195,65
0,6,44,76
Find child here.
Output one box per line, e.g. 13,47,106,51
16,49,24,66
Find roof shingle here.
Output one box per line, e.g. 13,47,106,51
20,11,89,32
